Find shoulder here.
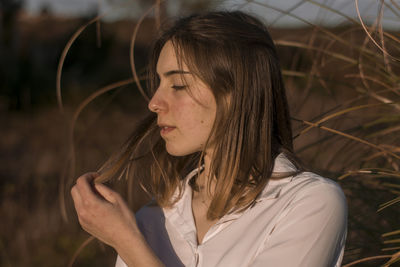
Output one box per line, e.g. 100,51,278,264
263,172,348,247
291,171,346,198
284,171,347,217
269,153,347,211
253,172,348,267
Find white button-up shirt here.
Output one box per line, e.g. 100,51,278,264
116,154,347,267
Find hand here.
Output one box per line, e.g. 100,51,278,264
71,172,140,248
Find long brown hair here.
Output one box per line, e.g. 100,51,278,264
98,11,297,220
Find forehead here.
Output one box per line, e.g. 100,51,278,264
156,41,189,74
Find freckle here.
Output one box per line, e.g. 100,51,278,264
200,120,204,123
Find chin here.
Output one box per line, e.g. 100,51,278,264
165,143,200,157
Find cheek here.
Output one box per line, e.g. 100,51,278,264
176,98,201,121
173,92,216,137
193,109,215,138
180,107,214,136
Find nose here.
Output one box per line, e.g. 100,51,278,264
148,88,167,113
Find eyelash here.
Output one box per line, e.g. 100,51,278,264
172,85,187,90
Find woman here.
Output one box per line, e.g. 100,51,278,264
71,11,347,267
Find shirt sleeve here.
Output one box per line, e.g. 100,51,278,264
251,182,348,267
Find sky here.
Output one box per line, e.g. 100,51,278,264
23,0,400,29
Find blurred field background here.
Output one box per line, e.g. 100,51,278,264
1,0,400,266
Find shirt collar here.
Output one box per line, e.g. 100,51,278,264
215,154,299,224
163,167,199,219
163,168,199,248
256,153,298,201
165,153,298,216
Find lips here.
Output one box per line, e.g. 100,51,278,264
158,123,176,136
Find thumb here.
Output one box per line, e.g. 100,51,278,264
94,183,118,204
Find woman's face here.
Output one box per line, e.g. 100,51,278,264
148,41,217,156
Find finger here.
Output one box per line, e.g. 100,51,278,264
94,183,118,204
75,173,101,203
75,172,99,185
70,185,82,207
82,172,99,184
70,185,86,219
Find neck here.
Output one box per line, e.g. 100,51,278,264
194,152,214,195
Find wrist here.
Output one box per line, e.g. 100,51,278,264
113,225,142,254
115,229,164,267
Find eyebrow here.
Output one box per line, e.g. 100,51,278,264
163,70,191,77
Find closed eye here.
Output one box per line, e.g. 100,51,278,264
172,85,187,90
